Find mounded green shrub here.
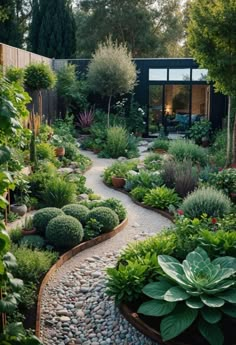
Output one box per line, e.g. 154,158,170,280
168,140,208,166
182,187,231,218
33,207,64,235
46,215,84,249
20,235,45,249
87,207,119,232
143,186,180,209
130,186,149,202
62,204,89,225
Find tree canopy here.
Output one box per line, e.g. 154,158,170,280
75,0,183,58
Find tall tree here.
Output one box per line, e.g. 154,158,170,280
187,0,236,165
0,0,23,47
75,0,183,58
28,0,76,58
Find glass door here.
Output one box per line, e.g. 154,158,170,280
148,85,163,136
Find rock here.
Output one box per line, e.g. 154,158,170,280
78,193,89,201
58,167,74,174
60,316,70,322
117,156,127,162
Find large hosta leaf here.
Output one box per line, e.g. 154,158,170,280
0,294,17,313
218,289,236,303
198,318,224,345
138,300,176,317
164,286,189,302
221,303,236,317
142,281,172,300
200,295,225,307
0,146,11,164
213,256,236,271
160,304,198,341
201,307,222,324
185,298,204,309
202,280,235,294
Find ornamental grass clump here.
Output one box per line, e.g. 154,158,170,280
46,215,84,249
138,247,236,345
168,140,208,166
182,187,231,219
105,126,129,158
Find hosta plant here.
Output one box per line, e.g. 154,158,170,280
143,186,180,210
138,247,236,345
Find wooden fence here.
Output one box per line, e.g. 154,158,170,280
0,43,57,121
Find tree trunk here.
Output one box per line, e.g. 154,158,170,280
107,95,112,128
232,112,236,164
226,95,231,166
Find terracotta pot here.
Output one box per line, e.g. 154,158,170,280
154,148,167,154
112,176,126,188
10,204,27,216
55,147,65,157
21,228,36,236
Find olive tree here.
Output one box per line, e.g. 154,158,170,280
87,38,137,127
187,0,236,165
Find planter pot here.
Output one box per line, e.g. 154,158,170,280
154,148,167,154
111,176,126,189
10,204,27,216
55,147,65,157
21,228,36,236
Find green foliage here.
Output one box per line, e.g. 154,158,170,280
130,186,149,202
83,218,103,241
151,139,169,151
87,207,119,233
33,207,64,235
103,160,138,184
46,215,84,249
188,120,212,145
182,187,231,218
11,245,58,283
138,247,236,344
126,100,146,134
40,177,77,208
143,187,180,210
6,67,25,85
209,129,227,167
144,153,163,171
125,170,164,191
209,168,236,196
62,204,89,225
52,114,76,142
65,173,90,194
24,63,56,91
36,142,56,162
9,227,23,244
168,140,208,166
20,235,45,249
105,126,129,158
0,322,43,344
30,130,38,169
199,165,219,183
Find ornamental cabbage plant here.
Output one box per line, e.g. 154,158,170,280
138,247,236,345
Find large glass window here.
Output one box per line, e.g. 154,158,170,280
149,85,163,135
192,69,208,81
165,85,190,133
192,85,210,119
169,69,190,81
149,69,167,81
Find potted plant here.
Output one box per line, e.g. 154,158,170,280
10,174,30,217
51,134,65,157
111,166,128,188
151,138,169,154
21,216,36,235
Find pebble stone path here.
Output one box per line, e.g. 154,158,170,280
40,150,172,345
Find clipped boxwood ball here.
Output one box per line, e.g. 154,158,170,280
46,215,84,249
62,204,89,225
87,207,119,233
33,207,64,235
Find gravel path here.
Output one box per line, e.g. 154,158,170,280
40,151,172,345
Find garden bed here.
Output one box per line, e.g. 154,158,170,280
35,217,128,336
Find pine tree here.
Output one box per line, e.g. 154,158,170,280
28,0,76,58
0,0,23,47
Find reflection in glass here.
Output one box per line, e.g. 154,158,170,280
192,85,210,118
192,69,208,81
169,69,190,81
165,85,190,133
149,85,163,135
149,69,167,81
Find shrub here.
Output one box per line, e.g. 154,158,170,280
36,142,56,162
144,153,162,171
24,63,56,91
41,177,77,208
188,119,212,145
11,245,58,283
168,140,208,166
63,142,79,161
9,226,23,244
130,186,149,202
105,126,129,158
182,187,231,218
87,207,119,232
20,235,45,249
209,168,236,196
173,160,198,197
62,204,89,225
83,218,103,241
46,215,84,249
151,138,169,151
33,207,64,235
143,187,180,209
125,170,163,191
209,129,227,167
198,164,219,182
